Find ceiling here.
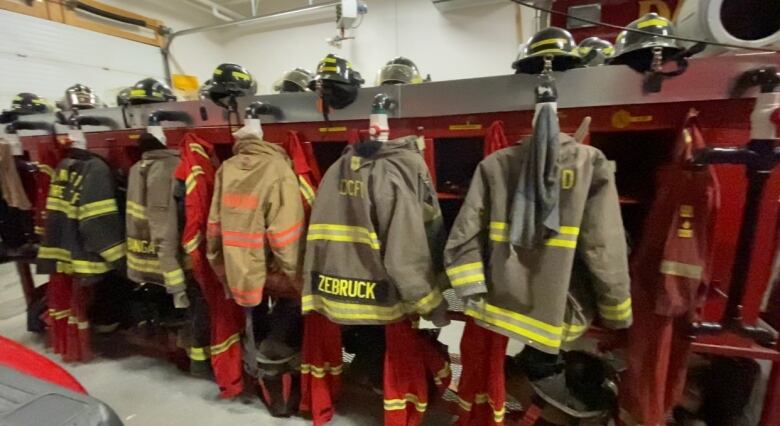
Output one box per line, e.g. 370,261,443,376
188,0,337,22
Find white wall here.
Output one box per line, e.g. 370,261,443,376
218,0,523,94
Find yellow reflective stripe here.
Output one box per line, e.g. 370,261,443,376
484,303,560,334
532,48,570,56
71,259,112,274
38,246,72,262
187,346,210,361
164,268,186,286
450,273,486,287
559,226,580,235
637,18,669,29
298,176,316,204
307,224,381,250
210,333,240,356
660,260,702,280
599,298,632,321
37,164,54,177
489,221,509,242
466,302,563,350
189,143,209,159
34,226,45,235
563,322,588,342
446,261,483,277
46,198,77,218
302,295,404,321
322,57,338,63
545,238,577,249
126,200,147,220
48,308,71,320
182,232,202,254
100,243,126,262
186,166,204,195
67,316,90,330
489,221,507,230
301,362,344,378
433,362,451,385
127,253,161,273
411,290,443,313
79,199,118,220
530,37,568,49
457,394,505,421
384,393,428,412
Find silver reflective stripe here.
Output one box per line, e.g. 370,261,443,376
660,260,703,280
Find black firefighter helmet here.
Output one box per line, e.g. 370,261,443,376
127,78,177,105
309,53,364,110
577,37,615,67
513,27,582,74
609,13,684,72
208,63,257,106
11,93,51,115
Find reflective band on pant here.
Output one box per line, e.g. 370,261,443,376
126,200,147,220
100,243,126,262
660,260,703,280
210,333,240,356
182,232,202,254
301,362,344,378
223,230,264,249
598,298,632,321
307,224,381,250
187,346,210,361
302,294,404,322
457,393,506,422
465,301,562,352
384,393,427,412
446,262,485,288
186,166,204,195
298,176,316,205
189,143,209,159
562,322,588,342
48,308,70,320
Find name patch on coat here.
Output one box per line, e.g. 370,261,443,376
312,272,390,303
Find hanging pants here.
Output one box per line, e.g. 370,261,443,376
384,320,452,426
300,313,344,426
455,319,508,426
192,248,245,398
46,273,93,362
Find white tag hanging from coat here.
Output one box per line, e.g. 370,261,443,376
147,125,167,145
67,130,87,150
4,133,23,156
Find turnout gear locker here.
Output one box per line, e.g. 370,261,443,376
37,148,125,277
302,136,448,324
444,133,632,354
207,134,305,306
175,133,244,398
126,149,186,294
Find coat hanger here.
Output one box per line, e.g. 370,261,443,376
146,110,193,147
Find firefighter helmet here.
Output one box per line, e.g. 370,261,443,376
513,27,581,74
376,57,424,85
116,88,131,107
273,68,313,93
127,78,177,105
64,84,99,110
610,13,684,72
199,79,213,100
309,54,364,110
577,37,614,67
531,351,619,420
10,93,51,115
209,63,257,99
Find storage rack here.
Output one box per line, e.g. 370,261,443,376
14,53,780,425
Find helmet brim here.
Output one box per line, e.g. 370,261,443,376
513,52,582,74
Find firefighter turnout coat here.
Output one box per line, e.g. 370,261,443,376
302,136,448,324
444,134,632,354
206,134,305,307
126,149,186,294
37,148,125,276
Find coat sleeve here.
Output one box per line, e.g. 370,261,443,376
149,162,185,294
376,170,446,316
78,161,125,267
265,171,306,279
578,153,632,329
443,163,490,299
206,166,226,283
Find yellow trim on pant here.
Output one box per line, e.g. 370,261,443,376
384,393,428,413
210,333,240,356
598,298,632,321
301,362,344,379
457,393,506,423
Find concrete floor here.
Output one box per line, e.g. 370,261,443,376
0,263,458,425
